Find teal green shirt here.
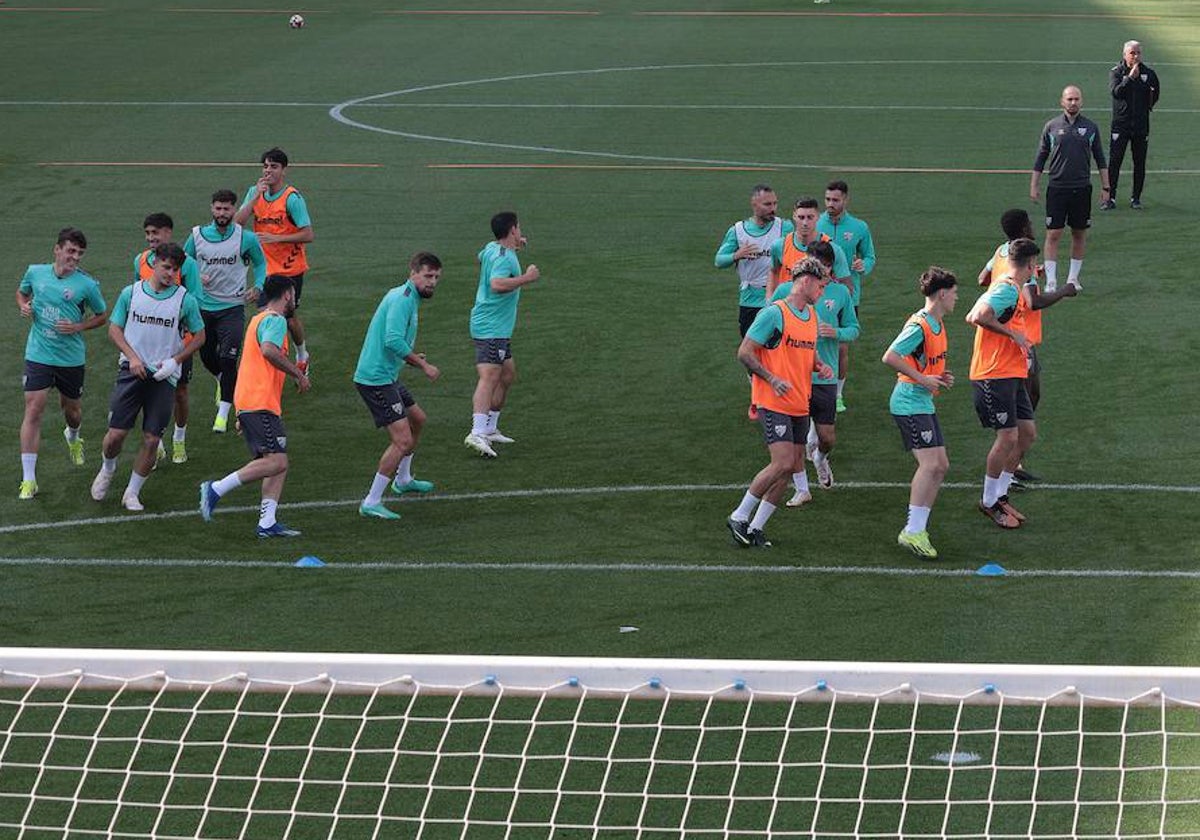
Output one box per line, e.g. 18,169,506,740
241,186,312,228
256,312,289,348
769,234,851,281
109,281,204,386
19,264,108,367
978,280,1020,323
469,241,523,339
888,311,943,416
354,281,421,386
745,300,813,348
770,282,858,383
817,211,875,306
183,223,267,310
715,219,795,307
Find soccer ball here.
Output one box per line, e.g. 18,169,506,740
289,14,305,28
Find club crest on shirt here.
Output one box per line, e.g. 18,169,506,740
62,289,74,301
842,232,853,242
1077,127,1087,136
1140,74,1148,82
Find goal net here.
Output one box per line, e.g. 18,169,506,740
1,648,1198,839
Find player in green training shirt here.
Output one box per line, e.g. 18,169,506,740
16,227,108,499
353,252,444,520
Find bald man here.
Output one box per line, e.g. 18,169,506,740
1029,85,1110,292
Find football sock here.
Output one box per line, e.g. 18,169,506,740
470,413,489,436
486,410,501,434
20,453,37,482
749,500,777,531
364,473,390,507
65,426,80,443
1044,261,1057,285
102,457,118,474
217,402,232,422
806,422,819,450
906,505,931,534
999,470,1014,497
1068,258,1083,282
258,498,277,528
396,454,414,485
296,343,309,362
173,425,186,443
127,471,147,496
982,475,1002,507
213,471,242,497
732,491,759,522
792,470,810,494
837,378,846,397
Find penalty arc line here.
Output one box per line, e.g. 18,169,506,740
0,480,1196,536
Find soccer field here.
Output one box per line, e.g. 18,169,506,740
1,0,1198,667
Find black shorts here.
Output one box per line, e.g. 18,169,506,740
239,410,288,458
893,413,945,451
758,408,809,446
203,306,245,360
972,378,1035,430
23,360,85,400
809,383,838,426
258,273,304,310
1045,183,1092,231
738,305,762,338
355,381,414,428
107,369,175,435
473,338,513,365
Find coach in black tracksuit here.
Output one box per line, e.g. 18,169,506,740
1105,40,1160,210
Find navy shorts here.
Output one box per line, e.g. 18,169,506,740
107,369,175,435
356,381,414,427
473,338,513,365
23,360,85,400
972,378,1035,430
239,410,288,458
758,408,810,445
893,413,945,451
809,383,838,426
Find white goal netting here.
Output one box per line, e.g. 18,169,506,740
1,650,1198,839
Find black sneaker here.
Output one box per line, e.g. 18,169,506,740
1013,467,1040,482
727,517,751,546
1099,199,1116,211
1130,198,1143,209
747,528,772,548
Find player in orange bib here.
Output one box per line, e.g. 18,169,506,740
198,276,311,538
728,258,833,548
234,147,315,373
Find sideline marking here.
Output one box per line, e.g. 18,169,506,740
379,9,599,14
428,164,781,172
637,11,1161,20
164,7,331,12
35,162,382,168
0,481,1196,536
327,62,1200,171
0,6,102,10
0,557,1196,580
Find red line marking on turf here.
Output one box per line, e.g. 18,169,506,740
380,9,599,14
428,164,780,171
637,10,1160,19
36,162,382,168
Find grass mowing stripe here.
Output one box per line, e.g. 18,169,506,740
2,481,1195,535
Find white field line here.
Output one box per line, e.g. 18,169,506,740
0,480,1196,536
0,556,1197,580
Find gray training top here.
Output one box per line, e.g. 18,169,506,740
1032,113,1107,189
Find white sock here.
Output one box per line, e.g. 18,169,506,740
836,379,846,397
126,471,147,497
732,491,759,522
296,342,309,362
217,401,232,421
213,471,242,497
486,410,501,434
749,500,777,531
1068,258,1083,282
792,470,810,494
364,472,390,507
813,448,829,468
102,457,118,474
20,453,37,483
806,422,818,450
1044,260,1057,285
258,498,277,528
471,413,489,436
173,425,186,443
906,505,931,534
998,470,1014,498
64,426,80,443
982,475,1002,507
395,454,414,485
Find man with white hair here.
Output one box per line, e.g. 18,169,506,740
1102,40,1160,211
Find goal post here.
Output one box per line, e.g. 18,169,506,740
1,647,1198,838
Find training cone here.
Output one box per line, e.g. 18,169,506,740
295,556,325,568
976,563,1007,577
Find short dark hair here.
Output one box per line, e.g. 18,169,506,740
143,212,174,230
491,211,519,240
918,266,957,296
751,183,775,197
56,227,87,249
826,180,849,194
261,147,289,167
808,240,835,266
793,197,820,211
211,189,238,205
409,251,442,273
153,242,186,268
1009,238,1041,269
1000,208,1031,241
262,274,294,302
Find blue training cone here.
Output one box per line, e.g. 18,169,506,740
295,556,325,568
976,563,1007,577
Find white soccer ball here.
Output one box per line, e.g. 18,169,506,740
289,13,305,28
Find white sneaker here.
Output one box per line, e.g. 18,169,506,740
121,492,144,512
1067,277,1082,290
91,468,114,501
485,430,515,444
464,433,498,458
816,458,834,489
786,489,812,508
